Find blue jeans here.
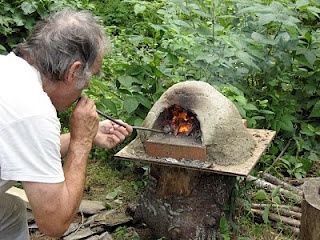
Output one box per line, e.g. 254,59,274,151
0,193,29,240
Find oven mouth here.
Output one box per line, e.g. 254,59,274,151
156,104,201,143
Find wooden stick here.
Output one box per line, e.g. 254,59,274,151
262,173,303,196
264,139,292,173
246,175,302,203
251,203,301,213
251,204,301,219
287,226,300,236
251,208,300,227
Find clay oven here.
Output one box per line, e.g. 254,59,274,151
138,80,256,166
116,81,275,239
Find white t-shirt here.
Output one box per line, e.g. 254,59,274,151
0,52,64,193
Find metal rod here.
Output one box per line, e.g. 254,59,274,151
96,109,127,127
132,126,166,133
96,110,166,134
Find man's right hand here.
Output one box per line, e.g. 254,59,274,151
70,95,99,145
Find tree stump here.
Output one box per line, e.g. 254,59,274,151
134,164,236,239
300,178,320,240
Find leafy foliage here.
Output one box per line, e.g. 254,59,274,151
2,0,318,238
89,0,320,179
2,0,320,198
0,0,97,53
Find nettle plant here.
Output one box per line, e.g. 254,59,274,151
93,0,320,177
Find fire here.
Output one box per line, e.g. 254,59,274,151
165,105,196,135
178,124,193,133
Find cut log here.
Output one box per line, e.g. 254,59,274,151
300,178,320,240
134,164,236,239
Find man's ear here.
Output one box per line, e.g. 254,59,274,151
65,61,82,85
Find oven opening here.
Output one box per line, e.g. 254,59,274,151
156,104,201,143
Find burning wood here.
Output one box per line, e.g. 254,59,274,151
159,104,200,138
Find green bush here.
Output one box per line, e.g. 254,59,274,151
2,0,319,178
90,0,320,178
0,0,95,53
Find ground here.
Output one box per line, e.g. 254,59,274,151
29,157,145,240
29,157,302,240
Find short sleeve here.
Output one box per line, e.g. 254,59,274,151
0,115,64,183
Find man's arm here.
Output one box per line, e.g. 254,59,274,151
22,96,98,237
60,118,133,158
60,133,70,158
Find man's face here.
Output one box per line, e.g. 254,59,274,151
50,51,104,111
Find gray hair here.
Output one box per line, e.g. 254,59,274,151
14,9,110,83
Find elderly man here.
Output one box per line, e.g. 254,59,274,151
0,9,133,239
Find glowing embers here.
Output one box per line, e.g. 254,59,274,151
159,105,201,141
145,104,204,161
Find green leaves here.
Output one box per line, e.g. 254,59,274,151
21,1,38,15
254,189,268,201
123,96,139,114
309,100,320,118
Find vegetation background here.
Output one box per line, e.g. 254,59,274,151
1,0,319,239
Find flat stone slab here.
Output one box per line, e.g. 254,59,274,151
79,200,106,215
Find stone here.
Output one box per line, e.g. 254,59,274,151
84,209,133,227
79,200,106,215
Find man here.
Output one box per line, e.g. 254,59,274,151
0,9,133,239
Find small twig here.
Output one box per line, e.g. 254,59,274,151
251,208,300,227
265,139,292,173
75,209,85,234
262,173,303,196
251,204,301,219
246,175,302,203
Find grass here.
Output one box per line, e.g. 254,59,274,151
84,157,146,210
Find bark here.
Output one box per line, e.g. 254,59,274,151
251,203,301,219
300,178,320,240
134,164,236,240
251,208,300,227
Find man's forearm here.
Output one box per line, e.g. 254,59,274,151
62,139,92,222
23,139,93,237
60,133,71,158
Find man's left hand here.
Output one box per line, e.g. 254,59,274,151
93,120,133,149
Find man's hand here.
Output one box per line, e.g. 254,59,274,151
70,96,99,145
93,119,133,149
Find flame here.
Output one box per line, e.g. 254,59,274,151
178,124,192,133
171,105,194,134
